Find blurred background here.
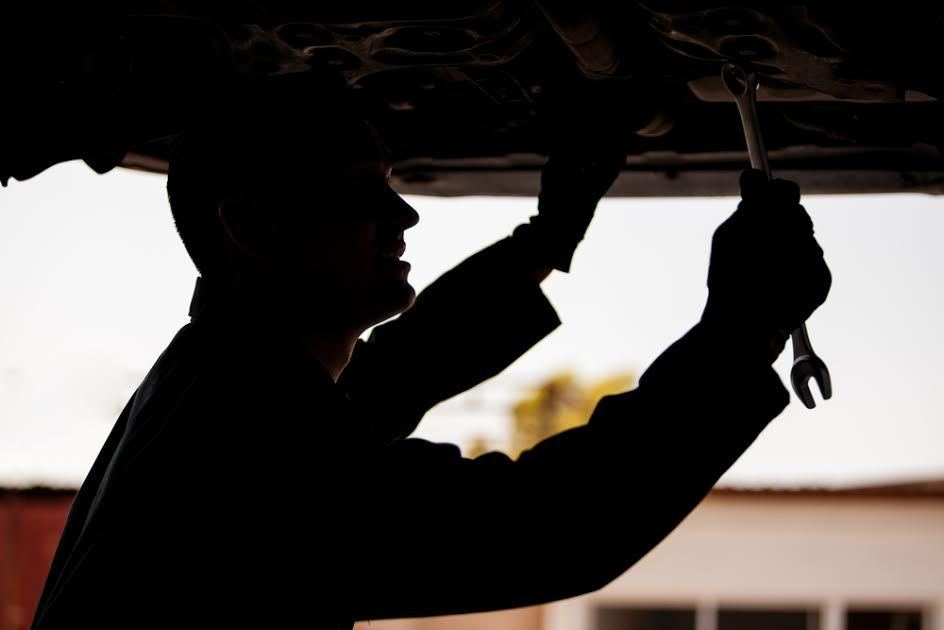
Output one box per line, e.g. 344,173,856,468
1,162,942,629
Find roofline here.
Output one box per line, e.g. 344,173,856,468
3,479,944,500
713,479,944,500
0,486,77,499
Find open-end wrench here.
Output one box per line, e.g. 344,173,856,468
721,63,832,409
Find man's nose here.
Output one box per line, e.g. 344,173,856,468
388,193,420,231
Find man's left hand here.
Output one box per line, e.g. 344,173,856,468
513,142,625,273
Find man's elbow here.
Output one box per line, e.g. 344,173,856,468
537,556,629,604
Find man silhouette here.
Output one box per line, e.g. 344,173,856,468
32,77,829,629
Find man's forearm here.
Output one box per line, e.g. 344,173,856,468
339,234,561,443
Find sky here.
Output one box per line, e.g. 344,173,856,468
1,160,943,488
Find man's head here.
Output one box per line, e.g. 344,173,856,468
166,76,419,334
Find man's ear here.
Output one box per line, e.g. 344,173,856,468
217,197,278,261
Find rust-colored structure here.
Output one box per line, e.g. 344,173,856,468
0,488,73,630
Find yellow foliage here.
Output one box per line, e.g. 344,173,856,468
464,435,492,459
509,371,636,458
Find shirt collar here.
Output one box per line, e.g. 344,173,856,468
186,276,338,391
189,276,258,322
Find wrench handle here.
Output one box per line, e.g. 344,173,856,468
791,322,814,359
722,65,771,178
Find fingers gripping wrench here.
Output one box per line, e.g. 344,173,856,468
721,63,832,409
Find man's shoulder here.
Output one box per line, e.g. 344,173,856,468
137,320,316,403
128,321,350,455
91,325,343,530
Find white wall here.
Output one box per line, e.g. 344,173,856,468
547,494,944,630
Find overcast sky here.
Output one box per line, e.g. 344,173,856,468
2,161,943,488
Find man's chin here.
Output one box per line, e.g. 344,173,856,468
386,282,417,315
367,281,416,324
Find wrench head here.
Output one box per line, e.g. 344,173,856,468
722,63,751,96
790,354,832,409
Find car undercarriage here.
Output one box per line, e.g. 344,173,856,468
4,2,943,196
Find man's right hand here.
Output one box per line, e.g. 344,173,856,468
701,169,831,362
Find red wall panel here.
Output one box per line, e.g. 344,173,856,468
0,492,74,630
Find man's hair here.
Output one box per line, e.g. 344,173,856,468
166,73,381,278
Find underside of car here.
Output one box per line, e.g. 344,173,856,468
4,1,943,196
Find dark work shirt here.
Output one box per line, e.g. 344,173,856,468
32,236,788,629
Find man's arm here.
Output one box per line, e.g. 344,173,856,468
339,236,562,444
347,320,788,620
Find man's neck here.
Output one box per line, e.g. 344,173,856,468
298,328,359,383
215,273,362,383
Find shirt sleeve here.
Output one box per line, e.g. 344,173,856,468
346,321,789,621
339,235,561,444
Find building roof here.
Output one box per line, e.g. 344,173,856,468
3,479,944,500
713,478,944,499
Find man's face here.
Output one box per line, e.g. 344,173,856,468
269,145,420,332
